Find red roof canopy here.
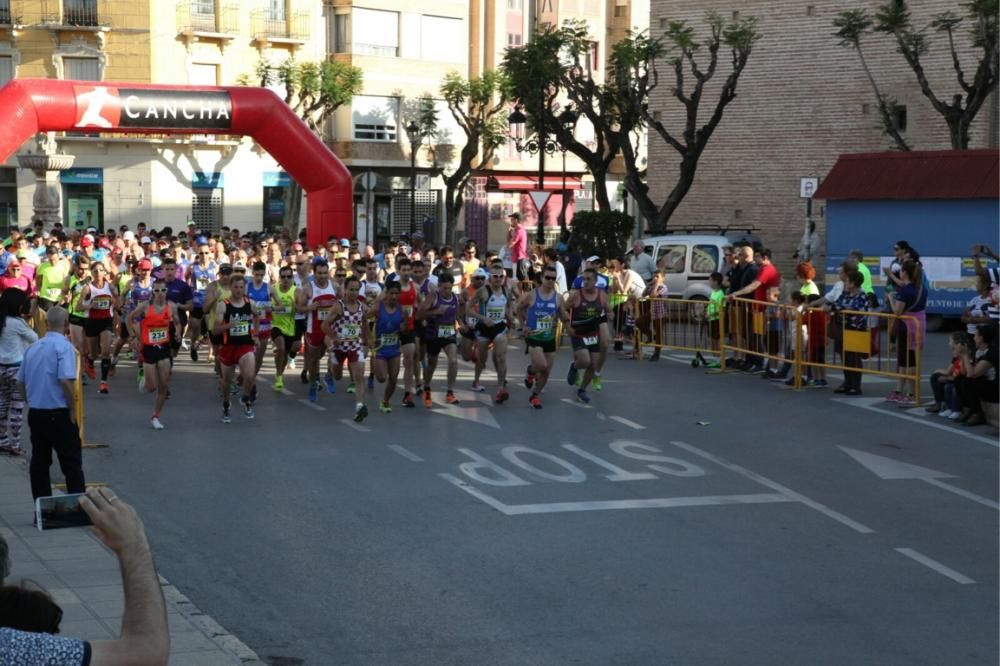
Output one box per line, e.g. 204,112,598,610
814,149,999,201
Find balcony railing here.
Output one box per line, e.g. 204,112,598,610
176,1,238,35
0,0,11,26
251,8,309,41
62,0,109,27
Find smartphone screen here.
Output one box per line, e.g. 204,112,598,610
35,493,93,531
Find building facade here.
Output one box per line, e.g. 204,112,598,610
646,0,998,275
1,0,325,236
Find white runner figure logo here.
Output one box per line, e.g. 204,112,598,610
75,87,116,128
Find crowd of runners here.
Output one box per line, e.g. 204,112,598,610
0,219,624,431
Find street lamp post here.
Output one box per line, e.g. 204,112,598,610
405,120,421,237
507,104,577,244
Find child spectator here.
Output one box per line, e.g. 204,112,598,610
638,269,668,361
826,269,870,395
803,292,829,388
926,332,967,419
706,272,724,368
775,291,808,383
762,286,783,379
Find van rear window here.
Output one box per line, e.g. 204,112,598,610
657,245,685,273
692,245,719,274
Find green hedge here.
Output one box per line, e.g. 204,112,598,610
570,211,636,260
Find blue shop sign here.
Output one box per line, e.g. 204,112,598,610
60,168,104,185
263,171,291,187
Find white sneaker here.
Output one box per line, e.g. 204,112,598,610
939,409,954,418
151,417,165,430
288,357,296,370
948,412,962,421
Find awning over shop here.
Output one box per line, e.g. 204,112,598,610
487,174,584,191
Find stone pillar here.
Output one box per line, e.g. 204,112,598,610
16,134,75,231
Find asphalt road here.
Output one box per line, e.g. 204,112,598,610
82,333,998,665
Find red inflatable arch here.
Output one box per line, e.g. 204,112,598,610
0,78,352,247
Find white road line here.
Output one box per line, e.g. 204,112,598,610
497,493,794,516
923,477,1000,510
895,547,976,585
834,397,998,448
669,440,875,534
560,397,591,409
388,444,423,462
610,415,646,430
339,418,371,432
268,382,295,397
298,399,326,412
439,473,514,514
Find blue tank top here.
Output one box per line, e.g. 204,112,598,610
190,263,216,306
246,280,270,324
130,279,153,310
526,289,558,341
375,302,403,356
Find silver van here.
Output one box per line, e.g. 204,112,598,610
641,234,732,300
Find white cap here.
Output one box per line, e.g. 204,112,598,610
473,268,489,278
140,236,152,244
586,255,600,263
123,231,135,241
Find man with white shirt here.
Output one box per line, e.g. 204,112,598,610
628,240,655,282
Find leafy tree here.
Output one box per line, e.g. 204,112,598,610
835,1,998,150
614,13,760,234
437,71,510,242
501,22,623,215
238,59,363,234
568,210,635,260
833,9,912,151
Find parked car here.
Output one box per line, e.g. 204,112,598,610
640,233,733,300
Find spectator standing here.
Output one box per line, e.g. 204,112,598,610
16,306,85,502
962,273,996,339
827,270,870,396
627,240,655,282
542,248,568,295
561,241,583,286
887,260,927,407
507,213,528,280
848,249,874,296
0,290,37,456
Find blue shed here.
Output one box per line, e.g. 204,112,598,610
815,149,1000,326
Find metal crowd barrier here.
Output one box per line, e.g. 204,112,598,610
634,297,724,366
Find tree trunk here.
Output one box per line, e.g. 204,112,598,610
591,169,612,212
444,181,462,245
650,153,699,232
623,169,658,235
283,180,304,237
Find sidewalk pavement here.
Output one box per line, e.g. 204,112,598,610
0,456,262,666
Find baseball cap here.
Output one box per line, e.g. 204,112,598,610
311,256,329,267
15,249,28,259
86,226,97,233
98,238,111,249
473,268,489,279
195,235,208,245
340,239,350,247
137,258,153,270
123,231,135,242
586,255,600,263
80,237,94,248
140,236,152,244
233,262,247,271
187,220,197,227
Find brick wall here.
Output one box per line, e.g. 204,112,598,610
646,0,998,278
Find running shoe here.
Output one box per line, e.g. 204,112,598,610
151,417,164,430
287,356,296,370
471,381,486,392
812,379,829,388
566,363,578,387
529,394,542,409
308,384,318,403
99,382,109,394
243,399,255,419
355,404,368,422
494,387,509,404
379,401,392,414
423,388,432,407
274,375,284,392
221,409,232,424
346,382,356,394
896,394,915,408
576,388,590,404
885,390,904,402
402,392,415,408
446,390,460,405
85,364,96,380
524,373,535,390
592,376,603,391
367,373,375,391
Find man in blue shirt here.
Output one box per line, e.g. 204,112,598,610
17,306,85,501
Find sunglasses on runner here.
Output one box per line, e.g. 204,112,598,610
152,288,166,293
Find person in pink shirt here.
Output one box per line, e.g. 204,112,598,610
507,213,529,280
0,260,35,297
